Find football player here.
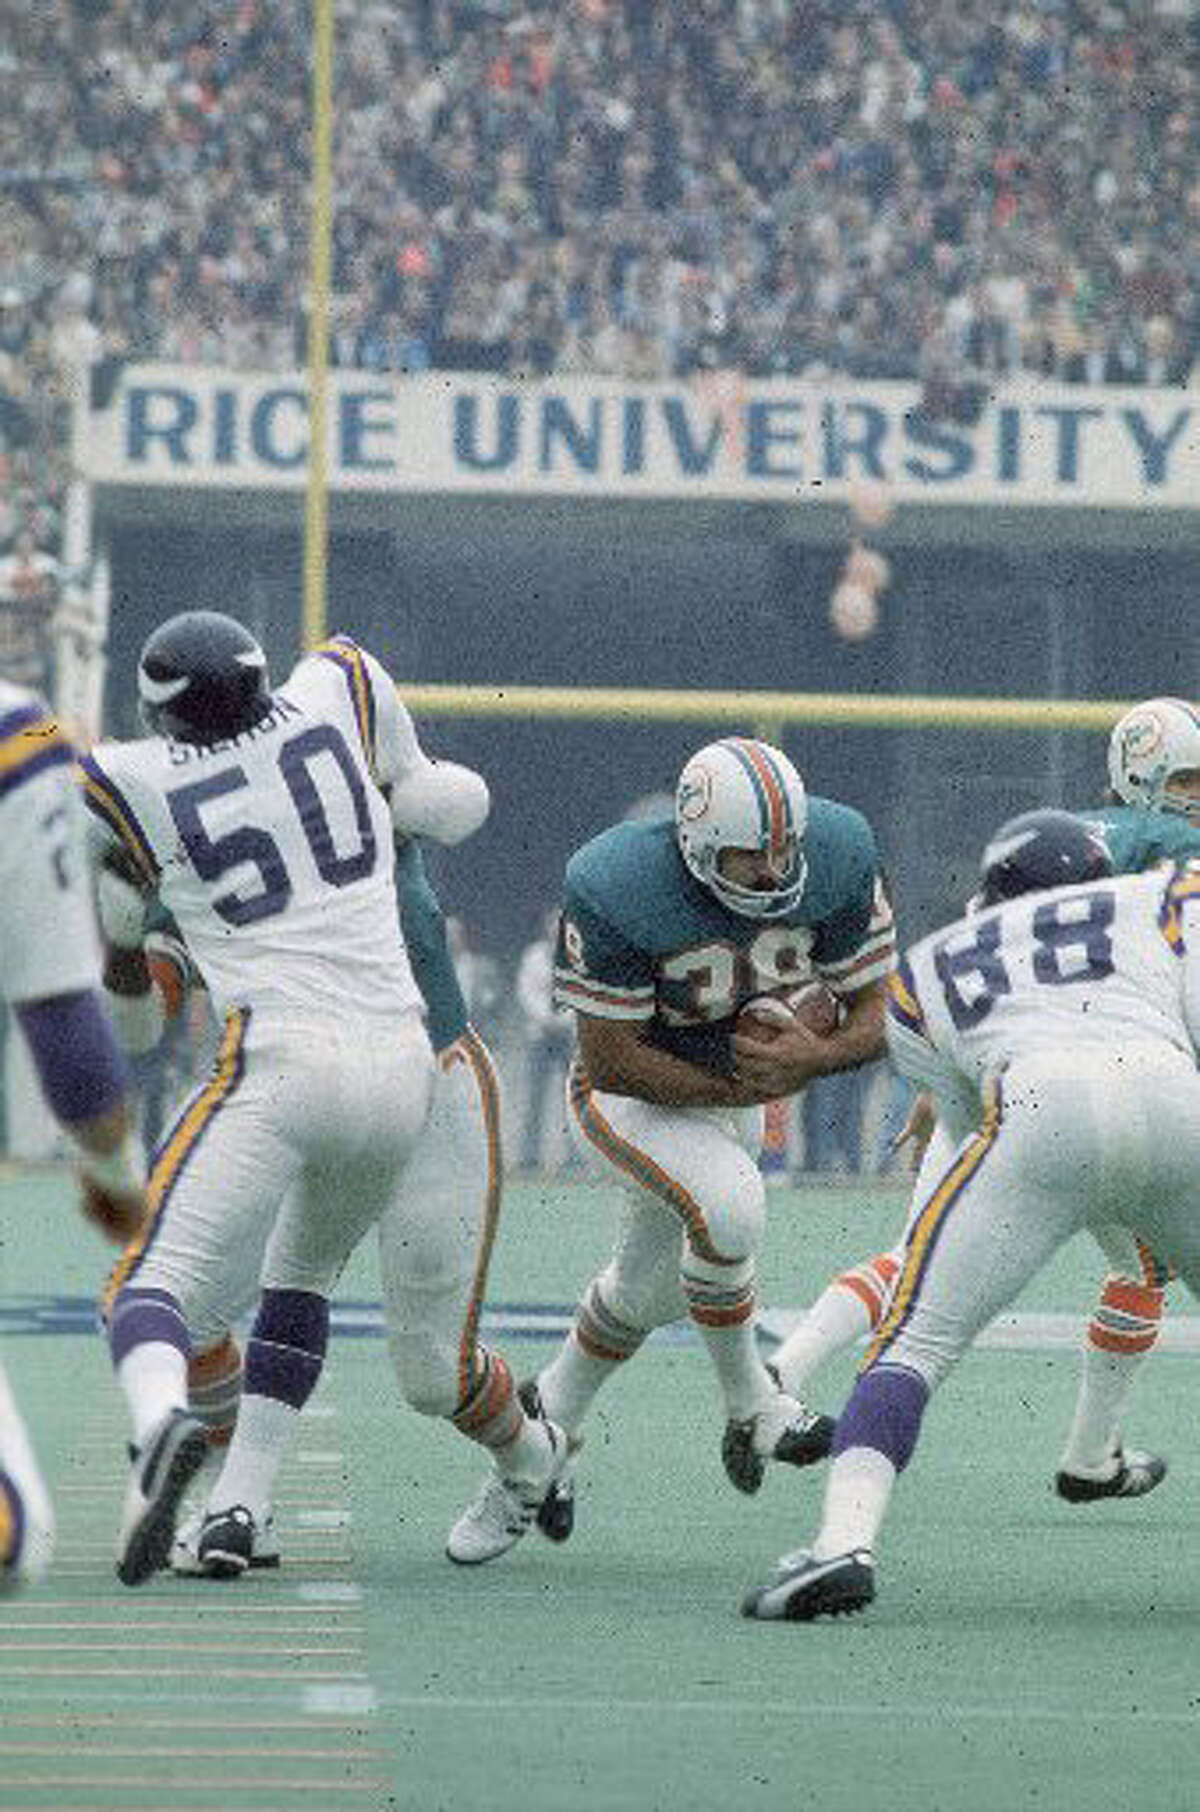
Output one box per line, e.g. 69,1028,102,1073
769,697,1200,1502
447,737,895,1561
156,836,519,1575
81,610,565,1585
744,811,1200,1621
0,678,145,1594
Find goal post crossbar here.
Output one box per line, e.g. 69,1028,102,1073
399,684,1130,732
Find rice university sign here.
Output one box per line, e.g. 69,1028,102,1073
79,366,1196,508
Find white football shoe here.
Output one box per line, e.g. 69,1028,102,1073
742,1548,875,1622
170,1500,280,1575
116,1407,208,1587
446,1418,568,1566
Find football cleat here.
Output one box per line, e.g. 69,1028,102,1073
518,1379,577,1544
116,1408,208,1587
1055,1448,1167,1504
742,1548,875,1622
195,1504,258,1578
170,1503,280,1575
721,1379,835,1496
446,1419,567,1566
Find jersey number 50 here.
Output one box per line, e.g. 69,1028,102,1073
166,724,376,926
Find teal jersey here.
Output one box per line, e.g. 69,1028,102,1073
394,839,469,1052
1078,804,1200,876
554,803,894,1073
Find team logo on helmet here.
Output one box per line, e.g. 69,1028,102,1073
676,766,712,822
1118,710,1167,763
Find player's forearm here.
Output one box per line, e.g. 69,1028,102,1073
579,1021,749,1107
14,989,133,1129
102,944,167,1054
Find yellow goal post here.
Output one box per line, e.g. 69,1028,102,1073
398,684,1131,735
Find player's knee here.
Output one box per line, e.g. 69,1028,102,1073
876,1333,953,1393
693,1165,765,1265
387,1332,460,1419
599,1259,681,1334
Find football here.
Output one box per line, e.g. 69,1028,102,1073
735,994,796,1042
735,982,840,1043
784,980,841,1037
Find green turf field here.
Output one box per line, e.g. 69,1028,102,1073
1,1165,1197,1812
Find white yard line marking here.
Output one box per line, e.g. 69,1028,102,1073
297,1582,363,1603
0,1641,366,1658
0,1664,374,1681
0,1742,379,1759
0,1777,390,1794
2,1599,363,1617
0,1716,381,1731
1,1622,366,1637
302,1684,378,1715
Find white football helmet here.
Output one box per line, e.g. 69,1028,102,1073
675,737,807,919
1107,697,1200,817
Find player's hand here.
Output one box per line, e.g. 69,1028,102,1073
732,1019,830,1098
890,1090,936,1172
78,1171,147,1245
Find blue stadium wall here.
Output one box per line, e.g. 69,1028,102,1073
99,497,1199,955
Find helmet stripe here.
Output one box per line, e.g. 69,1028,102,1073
724,738,793,854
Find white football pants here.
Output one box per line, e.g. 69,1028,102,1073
106,1007,435,1343
567,1071,766,1329
869,1046,1200,1389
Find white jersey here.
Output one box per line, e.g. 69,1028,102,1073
0,677,101,1004
79,639,429,1026
886,864,1200,1111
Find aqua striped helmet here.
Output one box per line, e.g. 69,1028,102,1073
675,737,808,919
1108,698,1200,817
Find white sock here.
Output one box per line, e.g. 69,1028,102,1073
811,1446,897,1560
207,1393,297,1525
1059,1347,1139,1476
495,1416,557,1490
537,1336,621,1438
695,1319,775,1422
116,1342,188,1449
772,1284,875,1396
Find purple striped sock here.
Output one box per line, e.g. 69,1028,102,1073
244,1289,329,1410
832,1363,929,1473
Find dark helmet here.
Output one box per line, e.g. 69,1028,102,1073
976,809,1113,908
137,610,271,743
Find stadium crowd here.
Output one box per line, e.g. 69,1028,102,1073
0,0,1196,566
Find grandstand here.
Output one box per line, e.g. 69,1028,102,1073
0,5,1198,1809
